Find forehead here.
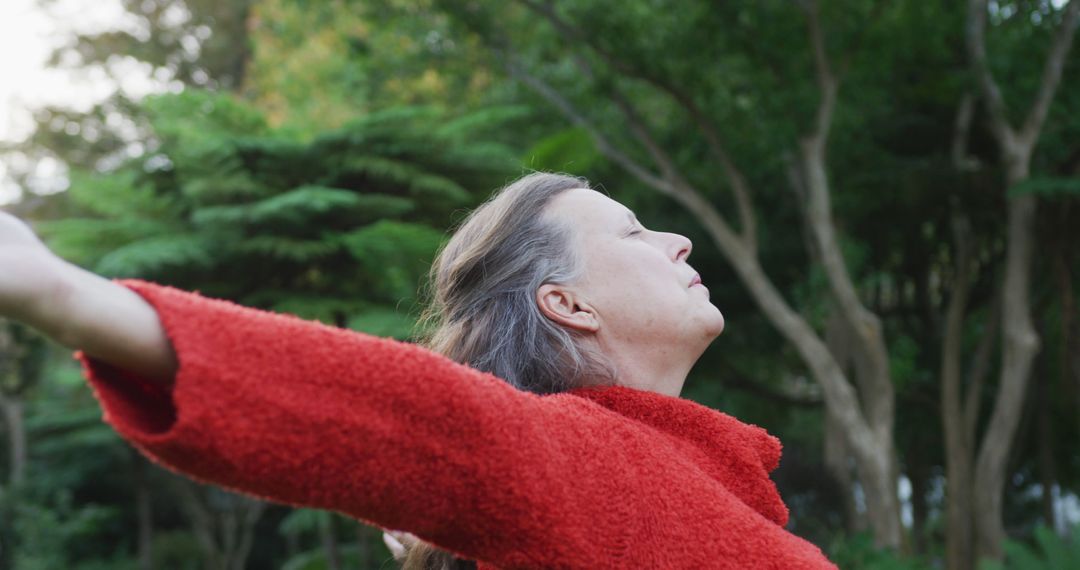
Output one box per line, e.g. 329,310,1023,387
546,188,633,234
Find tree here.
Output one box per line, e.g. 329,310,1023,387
0,321,50,569
959,0,1080,564
31,88,520,567
437,0,907,547
4,0,256,204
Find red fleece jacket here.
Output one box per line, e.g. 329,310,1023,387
78,280,837,569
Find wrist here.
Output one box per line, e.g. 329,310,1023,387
22,256,85,347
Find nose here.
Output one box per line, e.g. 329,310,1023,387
671,233,692,262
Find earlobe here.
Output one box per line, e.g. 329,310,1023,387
536,284,599,333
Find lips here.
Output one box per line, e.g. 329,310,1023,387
689,272,702,287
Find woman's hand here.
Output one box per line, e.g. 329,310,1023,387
383,530,420,562
0,210,66,325
0,209,178,386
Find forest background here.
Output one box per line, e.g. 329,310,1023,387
1,0,1079,569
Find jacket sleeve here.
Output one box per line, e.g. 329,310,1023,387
79,280,835,569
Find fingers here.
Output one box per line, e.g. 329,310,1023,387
383,531,406,560
383,530,420,561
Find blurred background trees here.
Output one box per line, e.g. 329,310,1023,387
1,0,1079,568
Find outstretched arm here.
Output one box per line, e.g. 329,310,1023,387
0,211,178,386
1,211,834,569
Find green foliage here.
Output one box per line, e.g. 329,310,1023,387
42,90,516,324
12,495,133,570
11,0,1080,567
96,234,219,277
341,219,448,300
280,543,380,570
525,127,602,172
144,90,269,141
34,218,164,267
888,333,924,395
347,308,418,340
147,531,203,570
278,508,329,537
64,170,180,220
19,85,518,567
277,510,393,570
1008,177,1080,199
980,526,1080,570
828,533,934,570
195,186,386,227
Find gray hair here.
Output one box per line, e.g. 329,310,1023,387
419,171,615,394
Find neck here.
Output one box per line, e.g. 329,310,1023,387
592,335,708,397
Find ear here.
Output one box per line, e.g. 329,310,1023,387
536,283,599,333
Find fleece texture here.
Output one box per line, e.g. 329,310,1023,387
78,279,837,569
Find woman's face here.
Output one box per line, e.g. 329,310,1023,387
544,188,725,350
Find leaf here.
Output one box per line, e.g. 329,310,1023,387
266,295,370,324
277,508,327,536
341,220,445,299
347,307,417,339
1008,177,1080,199
233,235,341,262
95,234,217,278
433,105,532,139
1033,525,1076,570
67,170,179,219
524,127,601,173
1002,539,1046,569
35,218,166,265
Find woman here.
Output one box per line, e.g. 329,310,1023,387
0,172,837,569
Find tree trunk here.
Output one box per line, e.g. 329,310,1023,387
321,513,342,570
0,396,25,489
942,214,977,570
0,323,27,491
1055,254,1080,437
1036,376,1058,530
964,0,1079,559
824,310,867,533
232,497,265,570
824,400,863,533
943,380,976,570
798,90,901,547
284,527,299,560
973,191,1041,561
687,200,901,547
356,524,373,569
173,479,267,570
133,454,155,570
510,0,905,547
908,448,930,555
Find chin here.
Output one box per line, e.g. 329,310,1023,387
704,308,725,337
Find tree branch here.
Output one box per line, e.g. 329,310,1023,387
575,55,687,190
798,0,894,430
500,12,892,541
966,0,1017,148
504,58,670,193
515,0,759,251
799,0,869,344
804,0,838,142
1021,0,1080,145
942,212,975,446
964,289,1001,446
952,92,981,172
716,360,823,409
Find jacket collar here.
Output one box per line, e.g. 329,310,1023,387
567,384,789,526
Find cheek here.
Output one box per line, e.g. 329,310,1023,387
595,254,674,307
582,241,676,305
